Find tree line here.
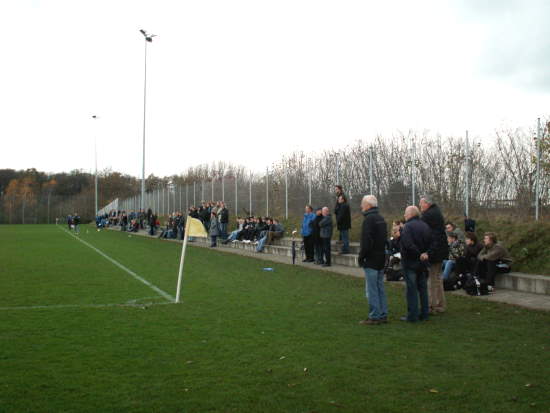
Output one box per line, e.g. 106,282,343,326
1,122,548,224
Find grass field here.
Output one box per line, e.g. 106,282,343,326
1,225,549,413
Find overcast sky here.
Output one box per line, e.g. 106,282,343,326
0,0,548,177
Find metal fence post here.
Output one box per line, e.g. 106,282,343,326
308,160,312,205
266,167,269,217
536,118,541,221
249,173,252,214
285,169,288,219
235,175,238,216
369,145,374,195
465,130,470,218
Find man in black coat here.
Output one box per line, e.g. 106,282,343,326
419,195,449,314
311,208,324,265
400,206,432,322
335,194,351,254
218,202,229,240
358,195,388,325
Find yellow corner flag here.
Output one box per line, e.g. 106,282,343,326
175,215,208,303
186,216,208,238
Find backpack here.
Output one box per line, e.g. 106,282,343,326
384,255,403,281
463,273,489,296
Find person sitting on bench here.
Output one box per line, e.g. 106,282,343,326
475,232,512,291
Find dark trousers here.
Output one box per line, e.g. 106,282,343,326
476,259,498,286
314,239,323,263
303,235,314,260
321,238,331,265
210,236,218,247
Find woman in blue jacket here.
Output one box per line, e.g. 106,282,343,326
301,205,316,262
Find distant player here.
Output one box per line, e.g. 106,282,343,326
73,213,81,234
67,215,73,231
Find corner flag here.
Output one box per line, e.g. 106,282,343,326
175,216,208,303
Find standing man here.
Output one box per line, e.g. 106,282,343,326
419,194,449,314
358,195,388,325
312,208,324,265
218,202,229,240
73,213,81,234
301,205,316,263
400,206,431,322
335,194,351,254
319,207,333,267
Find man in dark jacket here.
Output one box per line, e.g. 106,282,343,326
358,195,388,325
312,208,324,265
218,202,229,240
319,207,333,267
400,206,432,322
335,194,352,254
419,195,449,314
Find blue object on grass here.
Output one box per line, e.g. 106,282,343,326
263,268,274,272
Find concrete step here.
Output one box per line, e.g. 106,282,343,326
192,238,359,266
496,272,550,296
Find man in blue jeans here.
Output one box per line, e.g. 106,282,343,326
358,195,388,325
399,206,432,322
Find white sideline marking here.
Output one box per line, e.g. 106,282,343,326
0,301,173,311
59,227,175,302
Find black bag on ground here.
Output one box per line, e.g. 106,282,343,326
385,268,403,281
444,273,460,291
463,273,489,296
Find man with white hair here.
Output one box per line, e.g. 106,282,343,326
358,195,388,325
419,194,449,314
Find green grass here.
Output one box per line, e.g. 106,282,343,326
1,225,549,413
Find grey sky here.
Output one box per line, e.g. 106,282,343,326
0,0,548,178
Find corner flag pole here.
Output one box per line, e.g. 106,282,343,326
175,215,190,303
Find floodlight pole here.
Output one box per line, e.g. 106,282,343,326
140,29,155,213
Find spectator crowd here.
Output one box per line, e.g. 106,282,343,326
94,185,513,325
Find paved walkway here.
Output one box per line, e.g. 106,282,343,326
110,228,550,312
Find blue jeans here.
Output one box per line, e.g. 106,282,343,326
403,267,429,322
256,235,267,252
442,259,455,280
227,230,240,242
219,223,228,239
339,230,350,253
210,236,217,247
364,267,388,320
